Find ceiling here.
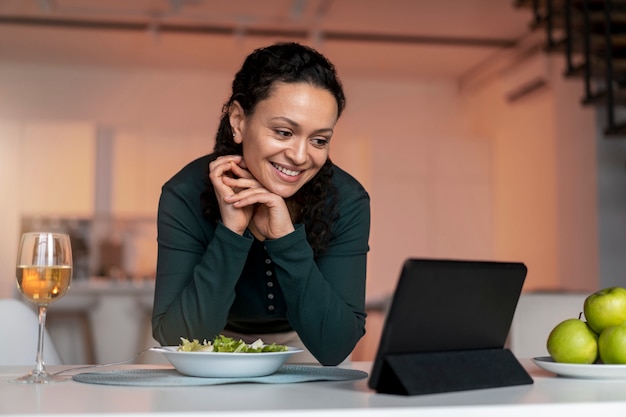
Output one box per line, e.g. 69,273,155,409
0,0,537,79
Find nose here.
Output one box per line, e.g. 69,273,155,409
285,137,308,165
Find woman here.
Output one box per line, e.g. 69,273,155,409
152,42,370,365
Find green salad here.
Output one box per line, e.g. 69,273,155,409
177,335,288,353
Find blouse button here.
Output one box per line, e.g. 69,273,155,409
266,271,272,276
265,258,271,264
266,281,274,288
267,293,274,300
267,305,275,311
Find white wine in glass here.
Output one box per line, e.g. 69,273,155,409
13,232,73,383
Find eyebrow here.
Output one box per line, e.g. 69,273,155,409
270,117,334,136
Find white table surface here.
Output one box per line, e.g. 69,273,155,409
1,360,626,417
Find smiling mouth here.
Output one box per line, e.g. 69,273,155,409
272,163,301,177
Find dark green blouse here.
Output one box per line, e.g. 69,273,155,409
152,154,370,365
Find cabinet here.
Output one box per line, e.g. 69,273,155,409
111,129,213,217
19,122,96,217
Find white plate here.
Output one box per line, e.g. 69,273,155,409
533,356,626,379
153,346,303,378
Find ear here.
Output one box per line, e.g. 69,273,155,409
229,101,245,144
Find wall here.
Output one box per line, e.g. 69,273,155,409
552,68,600,291
460,54,598,292
342,79,493,298
595,108,626,288
337,79,494,360
0,123,20,298
20,122,96,217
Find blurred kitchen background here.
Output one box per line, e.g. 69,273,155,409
1,0,625,364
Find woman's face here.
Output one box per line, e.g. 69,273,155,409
232,82,338,198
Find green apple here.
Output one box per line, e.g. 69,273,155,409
583,286,626,334
546,318,598,364
598,321,626,364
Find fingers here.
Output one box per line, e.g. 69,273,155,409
207,155,259,236
227,189,293,239
211,162,293,239
221,175,260,191
209,156,254,181
224,187,283,209
209,155,256,195
229,159,252,178
209,155,242,179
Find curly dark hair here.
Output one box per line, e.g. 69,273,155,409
201,42,346,256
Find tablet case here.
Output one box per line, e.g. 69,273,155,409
368,258,533,396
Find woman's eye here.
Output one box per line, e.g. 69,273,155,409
275,129,292,138
312,138,329,147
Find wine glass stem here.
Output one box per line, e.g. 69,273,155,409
34,304,48,375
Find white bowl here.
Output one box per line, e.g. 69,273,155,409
153,346,303,378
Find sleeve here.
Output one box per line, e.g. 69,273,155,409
264,188,370,365
151,181,254,345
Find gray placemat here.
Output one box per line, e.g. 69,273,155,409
72,365,369,386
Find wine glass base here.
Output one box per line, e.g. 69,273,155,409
10,370,71,384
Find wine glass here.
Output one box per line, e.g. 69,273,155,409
12,232,73,384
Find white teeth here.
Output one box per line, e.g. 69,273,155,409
272,163,300,177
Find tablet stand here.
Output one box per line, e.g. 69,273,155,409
373,348,533,396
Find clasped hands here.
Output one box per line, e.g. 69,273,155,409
209,155,295,240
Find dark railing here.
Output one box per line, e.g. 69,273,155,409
516,0,626,136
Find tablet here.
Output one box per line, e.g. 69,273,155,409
368,258,528,392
